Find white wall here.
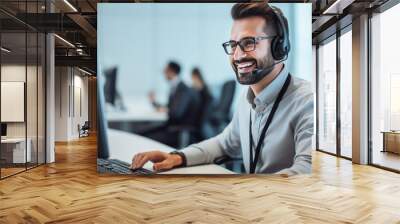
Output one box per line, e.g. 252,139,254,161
1,64,46,163
1,65,27,140
55,67,89,141
1,65,40,137
72,73,89,138
55,67,69,141
1,65,25,128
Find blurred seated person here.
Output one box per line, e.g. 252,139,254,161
191,67,214,140
145,61,200,147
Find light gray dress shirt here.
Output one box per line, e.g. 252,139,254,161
180,65,314,175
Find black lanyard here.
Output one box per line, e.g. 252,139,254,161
248,74,291,173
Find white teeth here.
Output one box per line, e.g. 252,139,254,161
238,62,254,69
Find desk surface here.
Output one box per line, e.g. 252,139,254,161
381,131,400,134
1,138,29,143
106,101,167,122
107,129,234,174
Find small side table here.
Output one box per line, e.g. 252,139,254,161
381,131,400,154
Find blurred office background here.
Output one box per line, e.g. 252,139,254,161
98,3,312,149
98,3,311,103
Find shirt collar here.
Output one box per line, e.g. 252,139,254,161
169,76,180,92
246,65,289,111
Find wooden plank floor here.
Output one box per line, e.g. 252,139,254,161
1,167,26,178
1,134,400,224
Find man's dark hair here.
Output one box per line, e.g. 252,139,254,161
231,2,282,36
167,61,181,75
191,67,204,83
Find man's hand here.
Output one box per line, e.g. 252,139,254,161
131,151,183,171
156,107,168,113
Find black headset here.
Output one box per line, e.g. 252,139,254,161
269,6,290,61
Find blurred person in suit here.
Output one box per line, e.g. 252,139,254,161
191,67,214,140
146,61,200,147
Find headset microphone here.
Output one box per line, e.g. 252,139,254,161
252,57,286,77
236,56,287,85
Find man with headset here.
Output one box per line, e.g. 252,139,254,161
131,2,314,175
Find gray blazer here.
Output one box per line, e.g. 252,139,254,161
180,66,314,175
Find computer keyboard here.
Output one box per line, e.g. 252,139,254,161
97,158,154,175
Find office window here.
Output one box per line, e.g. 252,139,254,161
1,32,28,178
339,29,352,158
371,3,400,171
0,2,46,179
312,45,317,150
317,37,337,154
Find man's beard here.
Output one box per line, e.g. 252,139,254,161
232,55,275,85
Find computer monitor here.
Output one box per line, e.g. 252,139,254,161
98,69,110,159
97,75,153,174
1,123,7,137
103,67,118,106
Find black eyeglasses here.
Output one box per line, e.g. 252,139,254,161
222,36,275,55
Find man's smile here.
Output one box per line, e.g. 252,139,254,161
235,60,256,74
